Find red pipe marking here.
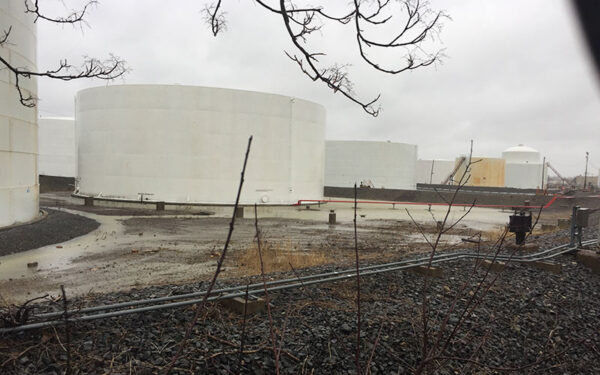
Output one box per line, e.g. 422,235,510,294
294,194,565,210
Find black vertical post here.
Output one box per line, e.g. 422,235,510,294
570,206,579,247
584,152,589,190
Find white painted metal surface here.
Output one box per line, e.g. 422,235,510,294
76,85,325,204
502,144,547,189
416,159,455,184
504,163,547,189
502,144,541,164
38,117,77,178
0,1,38,227
325,141,417,189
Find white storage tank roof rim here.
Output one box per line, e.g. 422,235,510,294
502,144,541,164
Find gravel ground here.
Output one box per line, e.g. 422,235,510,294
0,209,99,256
1,230,599,374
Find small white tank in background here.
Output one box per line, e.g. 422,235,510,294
502,144,547,189
325,140,418,190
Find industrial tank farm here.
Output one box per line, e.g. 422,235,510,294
76,85,325,205
0,1,38,227
38,117,77,178
325,141,417,189
502,144,547,189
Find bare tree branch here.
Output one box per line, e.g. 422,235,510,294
0,51,128,107
24,0,98,24
202,0,226,36
203,0,447,116
1,2,127,107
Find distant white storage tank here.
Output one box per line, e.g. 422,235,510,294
76,85,325,204
502,144,547,189
39,117,77,178
325,141,417,189
0,1,38,227
416,159,456,184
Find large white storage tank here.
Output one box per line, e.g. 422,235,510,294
416,159,456,184
39,117,77,178
325,141,417,189
502,144,547,189
76,85,325,205
0,1,38,227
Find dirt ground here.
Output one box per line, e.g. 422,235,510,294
0,192,571,304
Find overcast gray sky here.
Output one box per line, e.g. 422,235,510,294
36,0,600,176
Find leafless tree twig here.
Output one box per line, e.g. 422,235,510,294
203,0,448,116
254,203,281,375
1,2,127,107
60,285,71,375
165,136,252,374
353,183,362,374
25,0,98,24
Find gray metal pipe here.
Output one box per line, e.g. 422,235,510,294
34,241,572,321
2,239,596,334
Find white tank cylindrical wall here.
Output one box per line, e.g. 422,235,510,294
39,117,77,178
76,85,325,204
325,141,417,189
416,159,456,184
502,144,547,189
0,1,38,227
504,163,547,189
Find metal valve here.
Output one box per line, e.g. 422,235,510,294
509,212,532,245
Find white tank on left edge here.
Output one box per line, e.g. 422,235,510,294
0,1,39,228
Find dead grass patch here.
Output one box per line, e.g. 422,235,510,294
233,240,334,276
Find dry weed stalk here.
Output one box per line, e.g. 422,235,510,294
165,136,252,374
254,204,281,375
60,285,72,375
353,183,362,374
237,284,250,374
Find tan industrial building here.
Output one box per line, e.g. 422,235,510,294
452,157,506,187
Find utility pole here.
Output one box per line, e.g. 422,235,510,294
584,151,589,190
429,160,435,184
541,156,546,191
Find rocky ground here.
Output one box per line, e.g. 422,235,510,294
0,209,99,256
1,229,599,374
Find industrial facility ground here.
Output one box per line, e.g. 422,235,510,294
0,191,526,304
2,191,600,374
1,228,599,374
